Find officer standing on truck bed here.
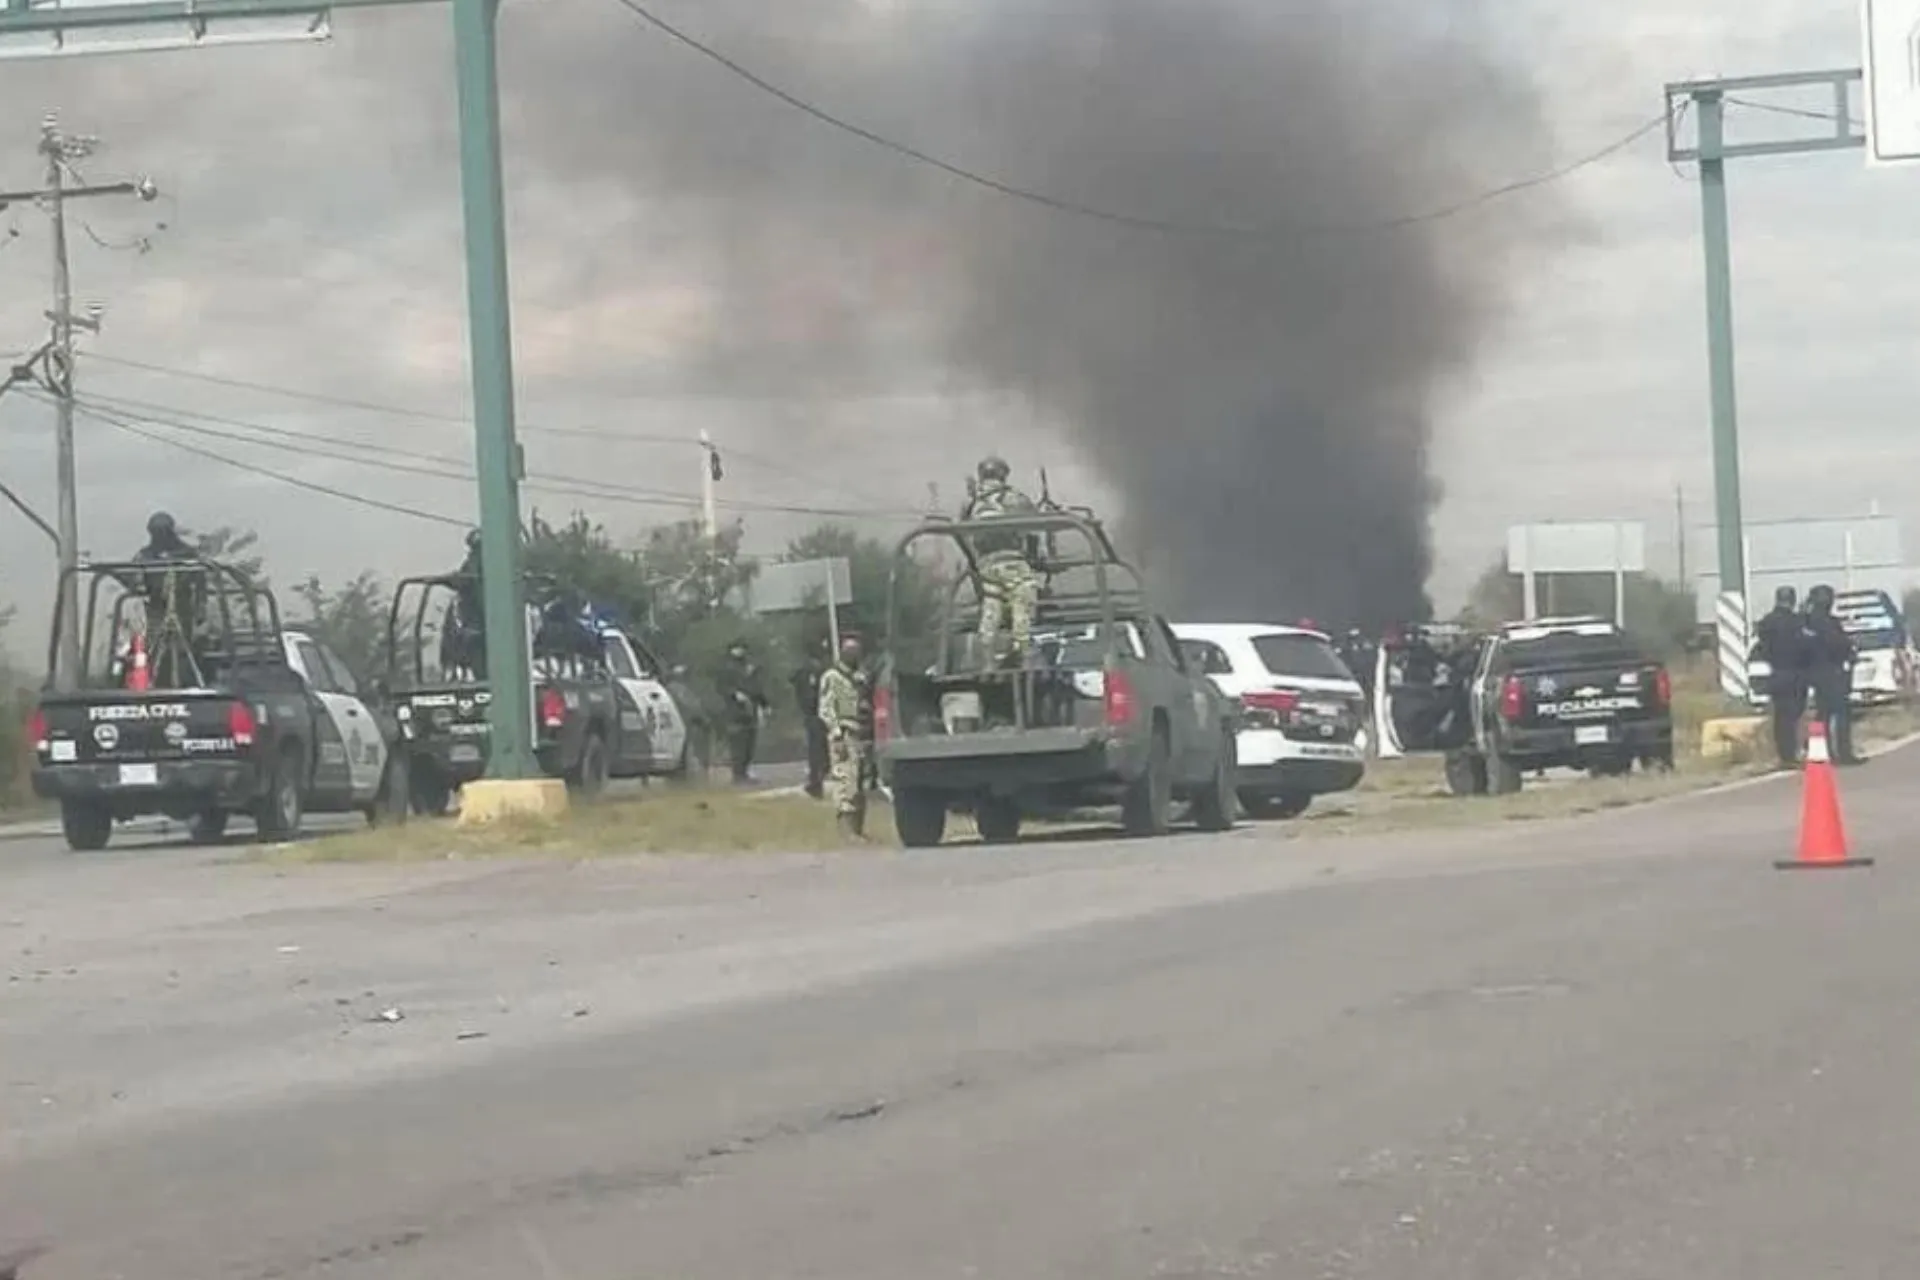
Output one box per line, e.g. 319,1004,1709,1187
1751,585,1808,768
1803,584,1863,766
131,511,200,686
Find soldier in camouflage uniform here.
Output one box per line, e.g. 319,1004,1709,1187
817,634,870,838
964,456,1039,668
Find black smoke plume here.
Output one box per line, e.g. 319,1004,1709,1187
512,0,1556,629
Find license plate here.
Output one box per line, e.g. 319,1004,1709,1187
451,745,482,763
1574,725,1611,746
117,763,159,787
1304,701,1340,717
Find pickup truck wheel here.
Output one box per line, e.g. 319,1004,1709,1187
894,787,947,848
366,753,411,828
1486,752,1524,796
410,767,453,817
975,796,1021,844
60,800,112,852
187,810,230,844
255,745,305,842
1443,751,1490,797
1191,730,1237,832
1122,728,1173,838
567,732,610,797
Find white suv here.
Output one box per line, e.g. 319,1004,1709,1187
1172,623,1367,819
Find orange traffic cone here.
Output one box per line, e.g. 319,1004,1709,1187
1773,720,1872,871
125,631,150,692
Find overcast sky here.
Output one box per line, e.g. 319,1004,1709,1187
0,0,1910,655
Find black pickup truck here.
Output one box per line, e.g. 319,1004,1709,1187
387,573,649,814
1374,616,1675,796
874,508,1238,846
28,559,409,850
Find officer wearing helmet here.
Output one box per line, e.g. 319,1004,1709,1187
961,455,1039,668
130,511,201,685
441,527,489,679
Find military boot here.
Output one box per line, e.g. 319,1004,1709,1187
836,812,861,841
849,804,868,840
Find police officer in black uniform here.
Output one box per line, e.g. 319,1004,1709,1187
131,511,201,686
1803,584,1862,765
1751,585,1809,768
715,639,770,783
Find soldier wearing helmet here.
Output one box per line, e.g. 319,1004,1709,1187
961,455,1039,668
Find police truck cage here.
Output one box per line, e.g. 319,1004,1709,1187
883,508,1149,734
388,570,610,687
50,558,281,693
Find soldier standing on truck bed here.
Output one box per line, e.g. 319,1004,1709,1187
962,455,1039,669
818,634,869,839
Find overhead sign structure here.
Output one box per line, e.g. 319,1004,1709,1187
1506,521,1646,624
1863,0,1920,165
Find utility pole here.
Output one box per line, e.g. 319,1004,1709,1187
1675,484,1687,587
20,114,159,689
698,428,720,542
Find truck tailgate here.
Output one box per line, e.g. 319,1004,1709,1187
37,690,246,765
1514,663,1660,728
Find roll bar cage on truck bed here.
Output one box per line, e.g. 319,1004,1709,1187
874,507,1238,847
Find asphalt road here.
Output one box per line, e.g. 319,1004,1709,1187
3,751,1916,1278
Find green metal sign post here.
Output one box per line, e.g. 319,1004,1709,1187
1662,68,1864,702
0,0,538,779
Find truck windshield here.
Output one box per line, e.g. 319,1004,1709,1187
1502,629,1644,672
1251,633,1352,680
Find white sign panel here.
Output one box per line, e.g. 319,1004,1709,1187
1506,522,1646,575
1863,0,1920,166
734,556,854,615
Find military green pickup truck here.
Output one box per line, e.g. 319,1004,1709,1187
873,507,1239,847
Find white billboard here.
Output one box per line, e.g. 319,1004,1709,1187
1863,0,1920,166
1691,514,1908,623
1506,522,1646,575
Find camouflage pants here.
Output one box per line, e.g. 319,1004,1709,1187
977,556,1037,663
828,733,870,817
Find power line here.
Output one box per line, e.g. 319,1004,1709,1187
54,389,922,522
58,396,471,528
74,349,900,503
605,0,1669,237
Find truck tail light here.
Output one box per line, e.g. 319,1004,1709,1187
227,702,257,747
1499,676,1525,720
537,686,567,730
872,685,892,743
1240,689,1299,729
1652,667,1672,707
26,708,46,752
1104,668,1137,727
